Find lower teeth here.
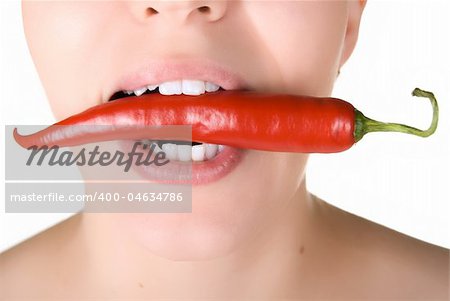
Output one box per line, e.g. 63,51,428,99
139,140,224,162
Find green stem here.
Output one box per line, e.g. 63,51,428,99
354,88,439,143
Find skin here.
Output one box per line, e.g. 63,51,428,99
1,0,449,299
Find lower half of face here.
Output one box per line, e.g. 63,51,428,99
22,0,351,259
83,151,307,260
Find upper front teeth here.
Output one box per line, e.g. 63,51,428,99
126,80,220,96
177,80,205,96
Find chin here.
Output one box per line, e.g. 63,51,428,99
109,151,305,261
115,185,273,260
117,211,254,261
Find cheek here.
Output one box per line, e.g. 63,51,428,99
107,151,307,260
244,1,348,94
22,1,120,119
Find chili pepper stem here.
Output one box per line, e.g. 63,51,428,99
354,88,439,143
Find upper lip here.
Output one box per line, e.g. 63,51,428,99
106,57,249,100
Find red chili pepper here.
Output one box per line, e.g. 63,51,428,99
13,88,438,153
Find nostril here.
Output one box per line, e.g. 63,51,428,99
197,6,210,13
146,7,158,16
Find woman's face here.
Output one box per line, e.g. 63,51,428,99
22,1,364,260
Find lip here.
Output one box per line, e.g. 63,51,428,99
106,57,249,100
103,57,250,185
119,141,246,186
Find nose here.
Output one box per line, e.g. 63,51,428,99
128,0,228,24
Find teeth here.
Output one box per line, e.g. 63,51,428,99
191,144,205,161
177,145,192,162
205,144,218,159
205,82,220,92
161,143,178,160
133,87,147,96
121,80,222,97
182,80,206,95
152,142,163,152
147,84,158,91
159,81,182,95
142,141,227,162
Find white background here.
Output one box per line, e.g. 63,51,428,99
1,0,449,252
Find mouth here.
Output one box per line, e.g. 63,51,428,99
102,60,250,185
108,79,226,100
107,79,241,165
108,81,246,185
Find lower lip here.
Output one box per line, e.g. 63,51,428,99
119,141,245,185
